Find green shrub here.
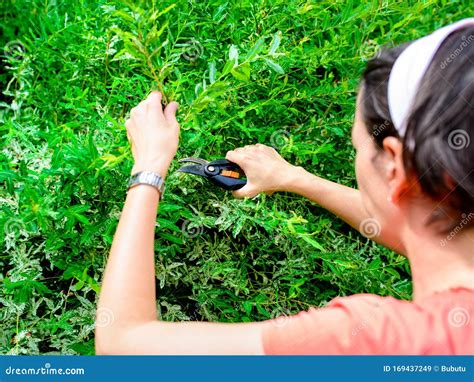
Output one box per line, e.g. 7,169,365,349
0,0,466,354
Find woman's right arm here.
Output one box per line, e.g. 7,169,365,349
226,144,405,254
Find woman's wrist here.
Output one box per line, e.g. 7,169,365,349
280,165,312,194
131,160,170,178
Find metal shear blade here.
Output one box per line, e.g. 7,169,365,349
177,157,209,177
178,157,209,166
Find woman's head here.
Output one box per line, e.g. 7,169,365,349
353,25,474,235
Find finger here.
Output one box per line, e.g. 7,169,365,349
125,119,134,133
232,184,258,199
146,92,164,115
125,128,136,156
164,101,179,126
125,119,135,143
226,150,248,167
147,91,162,104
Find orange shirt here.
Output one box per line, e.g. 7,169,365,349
262,287,474,354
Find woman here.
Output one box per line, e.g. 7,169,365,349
95,19,474,355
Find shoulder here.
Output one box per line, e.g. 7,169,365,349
262,290,474,355
262,293,411,355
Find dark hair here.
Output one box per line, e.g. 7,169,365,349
359,26,474,231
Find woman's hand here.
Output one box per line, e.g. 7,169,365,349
226,144,297,198
126,91,180,178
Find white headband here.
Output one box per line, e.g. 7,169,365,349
387,18,474,137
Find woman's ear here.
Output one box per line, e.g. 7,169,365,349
382,137,411,203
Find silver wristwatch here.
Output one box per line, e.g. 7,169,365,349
127,171,165,199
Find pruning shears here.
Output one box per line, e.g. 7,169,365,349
177,157,247,191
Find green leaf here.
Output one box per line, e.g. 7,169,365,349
231,62,251,81
209,61,217,84
269,31,282,54
243,301,253,315
146,21,169,45
299,234,325,251
222,58,236,75
74,213,91,226
256,304,271,317
155,3,177,19
263,57,284,74
228,45,239,63
112,10,135,23
159,203,183,213
157,217,182,233
159,231,184,245
245,37,265,61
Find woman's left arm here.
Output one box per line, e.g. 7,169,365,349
95,92,268,355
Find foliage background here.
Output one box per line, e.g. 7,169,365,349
0,0,468,354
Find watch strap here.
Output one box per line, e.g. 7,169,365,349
127,171,165,199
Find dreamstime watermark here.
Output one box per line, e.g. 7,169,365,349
351,300,387,337
95,307,115,328
447,129,470,150
4,218,26,236
440,34,474,70
371,120,391,137
4,363,85,376
356,120,391,152
359,218,381,239
94,121,122,146
270,129,291,148
3,40,25,61
447,307,470,328
440,212,474,247
180,39,204,62
270,308,293,328
181,219,204,238
351,319,369,337
359,39,380,61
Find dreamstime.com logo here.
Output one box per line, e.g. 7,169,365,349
3,40,25,61
359,39,380,61
440,34,474,70
270,308,293,328
4,217,27,236
95,307,115,328
447,307,470,328
181,219,204,239
351,300,387,337
270,129,291,149
447,129,470,150
371,120,391,137
359,218,381,239
440,212,474,247
4,363,85,376
180,39,204,62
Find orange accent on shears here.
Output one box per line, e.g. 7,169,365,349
221,170,241,178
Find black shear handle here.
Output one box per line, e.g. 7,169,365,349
210,175,246,190
206,159,247,191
